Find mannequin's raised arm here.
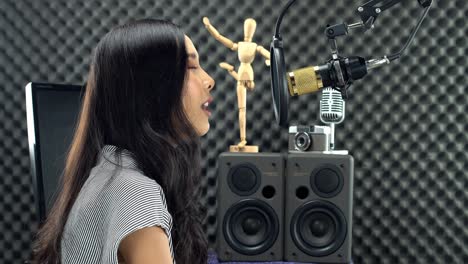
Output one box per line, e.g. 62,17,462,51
203,17,238,51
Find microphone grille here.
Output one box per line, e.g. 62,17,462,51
287,66,322,96
320,88,345,124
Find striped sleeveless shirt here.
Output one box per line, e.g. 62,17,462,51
61,145,175,263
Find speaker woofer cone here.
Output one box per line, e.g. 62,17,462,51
223,199,279,255
291,200,347,257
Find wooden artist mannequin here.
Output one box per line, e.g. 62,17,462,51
203,17,270,153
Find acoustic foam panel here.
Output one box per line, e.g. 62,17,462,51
0,0,466,263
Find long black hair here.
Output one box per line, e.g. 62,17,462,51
31,19,207,263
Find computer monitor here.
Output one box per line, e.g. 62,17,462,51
25,82,84,223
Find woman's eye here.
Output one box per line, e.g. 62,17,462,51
189,66,199,70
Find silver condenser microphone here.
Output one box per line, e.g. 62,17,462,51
320,88,345,150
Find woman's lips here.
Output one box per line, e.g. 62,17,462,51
201,98,213,117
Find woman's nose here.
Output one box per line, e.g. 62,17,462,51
206,76,215,91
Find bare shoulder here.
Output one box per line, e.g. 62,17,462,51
118,226,173,264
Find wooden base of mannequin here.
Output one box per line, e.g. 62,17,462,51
229,145,259,153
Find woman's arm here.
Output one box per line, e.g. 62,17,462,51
118,226,173,264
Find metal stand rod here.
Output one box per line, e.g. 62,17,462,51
329,123,336,150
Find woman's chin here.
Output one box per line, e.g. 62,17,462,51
200,123,210,136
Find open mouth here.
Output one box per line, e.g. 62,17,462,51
201,98,213,116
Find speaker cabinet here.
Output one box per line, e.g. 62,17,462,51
284,153,354,263
216,152,285,261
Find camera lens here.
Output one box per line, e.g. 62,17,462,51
295,132,311,151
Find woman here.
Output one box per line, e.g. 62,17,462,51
31,18,215,264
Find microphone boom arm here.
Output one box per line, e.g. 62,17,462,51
358,0,405,30
357,0,432,30
322,0,432,98
270,0,432,127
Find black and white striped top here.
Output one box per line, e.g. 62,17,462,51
61,145,175,263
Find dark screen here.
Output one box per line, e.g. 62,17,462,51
34,84,83,218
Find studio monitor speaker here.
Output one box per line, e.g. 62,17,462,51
216,152,285,262
284,153,354,263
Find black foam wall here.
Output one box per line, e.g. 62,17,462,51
0,0,467,263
